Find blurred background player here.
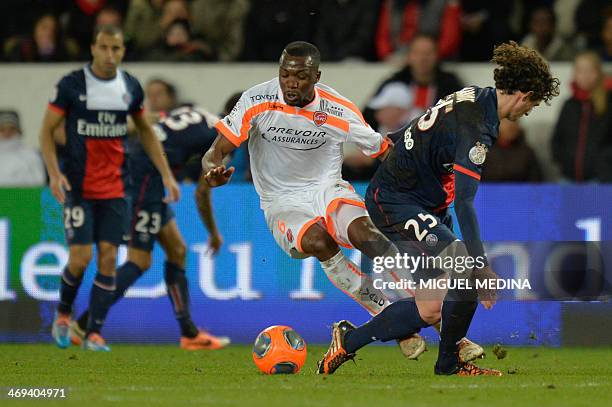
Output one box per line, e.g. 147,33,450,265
39,25,180,351
317,41,560,376
69,83,229,350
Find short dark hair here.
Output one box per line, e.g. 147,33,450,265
492,41,560,104
146,78,177,101
91,24,123,44
282,41,321,67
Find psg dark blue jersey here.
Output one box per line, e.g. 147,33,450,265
49,64,144,199
366,86,500,259
130,106,218,187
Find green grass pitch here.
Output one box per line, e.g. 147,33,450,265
1,344,611,407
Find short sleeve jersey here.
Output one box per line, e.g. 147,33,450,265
48,64,144,199
214,78,389,205
367,86,500,220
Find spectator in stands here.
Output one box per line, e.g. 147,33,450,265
145,18,215,62
367,82,415,135
481,119,543,182
459,1,514,62
521,6,575,61
64,0,128,54
344,81,416,182
95,6,124,28
551,51,612,182
191,0,250,62
241,0,315,61
124,0,163,51
0,110,46,186
598,10,612,62
124,0,176,54
375,0,461,61
313,0,380,61
363,34,463,130
575,0,611,49
4,13,79,62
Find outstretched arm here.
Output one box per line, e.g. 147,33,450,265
40,108,71,203
195,172,223,255
202,134,237,187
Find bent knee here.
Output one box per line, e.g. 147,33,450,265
417,302,442,325
300,225,338,260
167,241,187,264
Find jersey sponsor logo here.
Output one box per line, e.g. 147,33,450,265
250,94,279,103
313,111,328,127
318,99,344,117
77,112,128,138
468,142,488,165
262,126,327,150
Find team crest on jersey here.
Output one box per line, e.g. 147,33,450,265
469,142,488,165
122,93,132,105
286,228,294,243
426,233,438,247
313,111,328,127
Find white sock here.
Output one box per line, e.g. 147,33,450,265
320,251,389,316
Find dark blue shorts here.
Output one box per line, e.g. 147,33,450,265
366,194,456,249
127,174,175,252
63,191,129,246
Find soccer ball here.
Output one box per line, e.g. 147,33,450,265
252,325,307,374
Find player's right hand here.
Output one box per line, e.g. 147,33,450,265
50,173,71,204
472,265,498,310
163,175,181,203
204,166,235,187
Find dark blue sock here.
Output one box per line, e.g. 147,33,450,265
435,289,478,374
344,299,430,354
77,261,143,330
164,261,197,338
57,267,82,315
87,273,116,335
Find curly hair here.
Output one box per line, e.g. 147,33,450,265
492,41,560,104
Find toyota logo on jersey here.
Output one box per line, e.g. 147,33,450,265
313,111,327,127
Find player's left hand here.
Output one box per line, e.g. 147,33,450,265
163,175,181,203
207,232,223,256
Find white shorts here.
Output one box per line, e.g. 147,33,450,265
263,180,368,259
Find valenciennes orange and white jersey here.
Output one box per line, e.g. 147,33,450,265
215,78,389,205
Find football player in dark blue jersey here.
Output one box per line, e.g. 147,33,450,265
40,25,180,351
318,42,560,376
69,85,230,350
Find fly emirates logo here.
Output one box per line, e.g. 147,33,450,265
262,126,327,150
77,112,128,138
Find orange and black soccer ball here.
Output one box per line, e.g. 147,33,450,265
252,325,307,374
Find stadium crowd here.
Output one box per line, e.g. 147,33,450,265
0,0,611,185
1,0,612,63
